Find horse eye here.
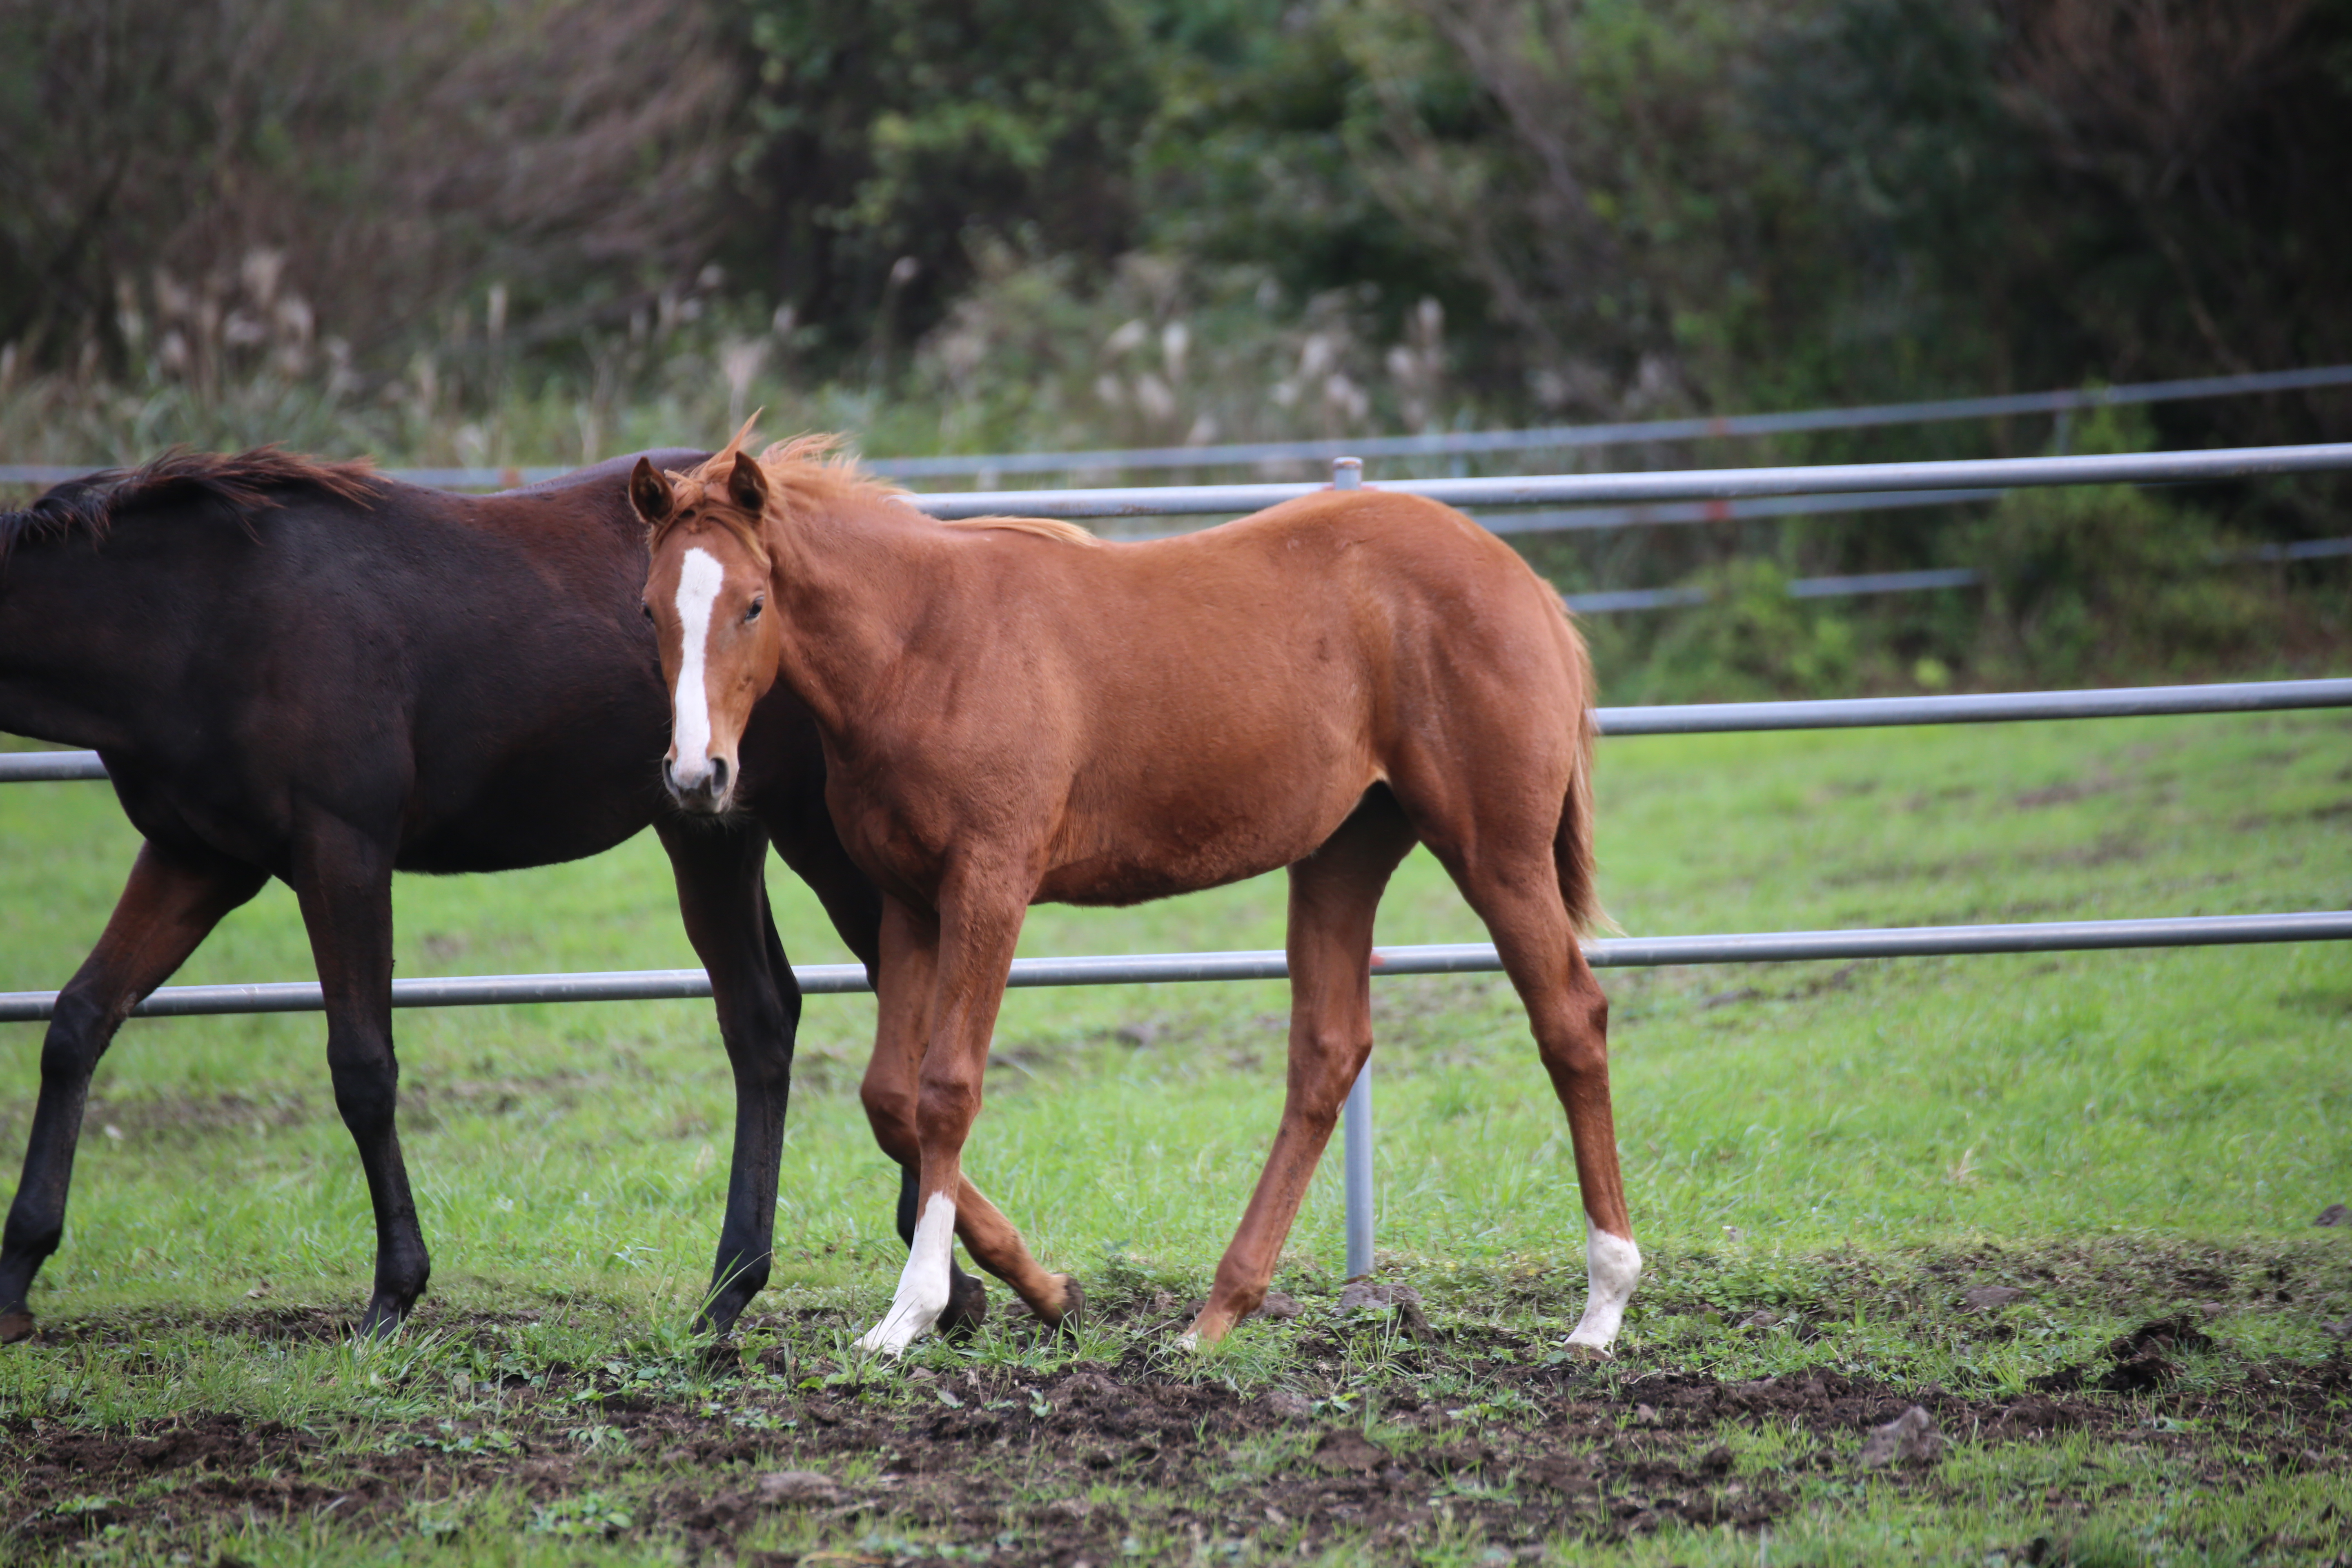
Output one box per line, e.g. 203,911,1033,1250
640,602,654,622
744,598,764,623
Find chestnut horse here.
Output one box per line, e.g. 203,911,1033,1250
0,448,991,1342
634,429,1638,1356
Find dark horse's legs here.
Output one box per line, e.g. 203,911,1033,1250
658,818,803,1336
0,841,269,1341
288,816,429,1337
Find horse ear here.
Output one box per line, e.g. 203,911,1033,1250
629,457,672,526
727,450,768,517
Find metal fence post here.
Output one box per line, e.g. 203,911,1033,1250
1330,454,1377,1278
1343,1062,1374,1279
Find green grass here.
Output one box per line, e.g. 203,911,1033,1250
2,708,2349,1563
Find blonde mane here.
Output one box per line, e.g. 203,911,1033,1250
660,426,1100,549
940,514,1102,546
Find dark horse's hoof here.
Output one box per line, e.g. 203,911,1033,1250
1051,1276,1086,1339
0,1310,33,1345
939,1271,989,1341
354,1298,413,1341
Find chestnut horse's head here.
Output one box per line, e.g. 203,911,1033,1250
633,419,780,814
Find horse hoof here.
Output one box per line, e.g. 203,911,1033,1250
939,1272,989,1341
1561,1339,1613,1363
0,1310,34,1345
1050,1276,1085,1338
355,1302,410,1342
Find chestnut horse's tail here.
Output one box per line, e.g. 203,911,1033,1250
1554,614,1608,937
1556,704,1607,936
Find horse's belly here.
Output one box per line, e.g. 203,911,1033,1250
1036,785,1366,907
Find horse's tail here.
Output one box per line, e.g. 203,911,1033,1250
1554,613,1610,937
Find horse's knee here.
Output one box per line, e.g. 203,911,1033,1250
860,1081,920,1163
914,1073,981,1148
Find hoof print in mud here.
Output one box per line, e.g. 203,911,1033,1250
1338,1279,1431,1338
754,1470,842,1509
1858,1405,1946,1468
1310,1427,1383,1474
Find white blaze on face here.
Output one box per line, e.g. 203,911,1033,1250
854,1191,956,1357
1565,1214,1642,1354
668,547,726,786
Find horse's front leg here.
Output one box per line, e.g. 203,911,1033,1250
858,896,989,1337
0,841,267,1342
289,818,427,1337
855,871,1070,1355
656,817,805,1338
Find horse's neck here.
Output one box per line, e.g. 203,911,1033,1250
0,545,181,751
764,499,940,733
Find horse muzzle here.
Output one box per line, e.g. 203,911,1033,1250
664,753,735,814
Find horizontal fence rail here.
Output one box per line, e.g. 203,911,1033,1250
864,365,2352,479
7,678,2346,786
1569,538,2352,615
906,443,2352,520
1,913,2344,1025
5,366,2348,494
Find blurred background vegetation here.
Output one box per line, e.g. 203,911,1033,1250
1,0,2347,698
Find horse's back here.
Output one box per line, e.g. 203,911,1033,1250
987,490,1585,900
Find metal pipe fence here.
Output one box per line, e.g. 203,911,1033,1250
907,443,2352,521
3,912,2345,1025
863,364,2352,480
4,364,2345,494
10,677,2348,786
3,434,2349,1281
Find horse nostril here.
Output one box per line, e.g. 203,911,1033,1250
708,757,731,796
662,758,681,795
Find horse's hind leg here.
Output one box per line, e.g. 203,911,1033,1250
0,841,267,1342
1187,788,1416,1348
1431,824,1639,1356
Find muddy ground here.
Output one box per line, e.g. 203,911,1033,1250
5,1290,2348,1565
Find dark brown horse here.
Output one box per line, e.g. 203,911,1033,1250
0,448,984,1341
634,430,1638,1358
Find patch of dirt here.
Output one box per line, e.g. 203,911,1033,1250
4,1304,2347,1564
2031,1312,2220,1394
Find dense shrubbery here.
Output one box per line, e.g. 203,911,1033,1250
1,0,2345,697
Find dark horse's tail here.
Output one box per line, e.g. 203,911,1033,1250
1554,609,1608,938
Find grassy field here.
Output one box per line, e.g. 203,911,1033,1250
1,707,2348,1564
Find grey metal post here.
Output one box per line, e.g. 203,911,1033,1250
1343,1062,1374,1278
1331,455,1375,1277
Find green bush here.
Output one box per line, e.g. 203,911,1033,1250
1963,411,2272,681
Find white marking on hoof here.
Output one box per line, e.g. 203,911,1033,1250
668,547,725,788
1565,1214,1641,1354
1174,1330,1201,1354
853,1192,955,1358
